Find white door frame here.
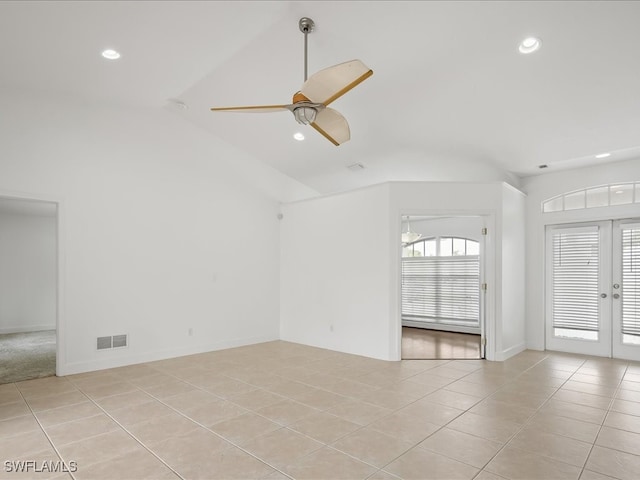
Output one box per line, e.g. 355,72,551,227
545,222,612,357
612,220,640,361
545,218,640,361
393,210,496,361
0,191,65,376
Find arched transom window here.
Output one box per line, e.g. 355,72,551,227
403,237,479,258
542,182,640,213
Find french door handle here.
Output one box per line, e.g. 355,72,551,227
600,293,607,298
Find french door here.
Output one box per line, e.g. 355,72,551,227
546,219,640,360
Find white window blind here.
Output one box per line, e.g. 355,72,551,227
551,228,600,332
401,256,479,325
622,227,640,337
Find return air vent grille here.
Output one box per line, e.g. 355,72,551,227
97,336,112,350
97,334,128,350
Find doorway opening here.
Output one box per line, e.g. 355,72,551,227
400,215,485,360
0,197,58,384
545,219,640,361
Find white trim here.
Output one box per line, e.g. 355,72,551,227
0,190,64,377
496,342,526,361
58,335,279,376
545,221,612,357
392,209,496,362
0,325,56,334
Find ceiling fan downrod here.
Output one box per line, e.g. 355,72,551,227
299,17,315,82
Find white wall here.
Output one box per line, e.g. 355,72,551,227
0,210,57,333
0,88,309,375
521,158,640,351
280,181,527,362
390,182,509,361
280,184,392,360
499,183,527,358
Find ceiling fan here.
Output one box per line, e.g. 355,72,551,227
210,17,373,146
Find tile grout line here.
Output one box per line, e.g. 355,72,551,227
23,347,637,480
471,355,633,480
105,364,298,480
577,362,629,480
58,378,187,480
129,358,470,478
135,358,419,474
461,353,587,479
15,386,78,480
319,356,534,478
387,353,590,479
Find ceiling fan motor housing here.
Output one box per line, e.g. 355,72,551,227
298,17,315,33
292,91,318,125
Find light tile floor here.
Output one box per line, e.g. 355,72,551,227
1,341,640,479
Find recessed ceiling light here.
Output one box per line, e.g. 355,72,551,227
101,49,121,60
595,152,611,158
519,37,541,54
293,132,305,141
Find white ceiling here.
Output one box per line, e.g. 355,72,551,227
2,1,639,194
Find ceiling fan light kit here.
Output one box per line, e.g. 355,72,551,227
402,216,422,245
210,17,373,146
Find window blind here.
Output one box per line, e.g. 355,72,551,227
622,227,640,337
551,228,599,332
401,256,479,325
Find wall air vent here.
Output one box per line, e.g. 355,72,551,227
112,334,128,348
97,334,128,350
97,336,112,350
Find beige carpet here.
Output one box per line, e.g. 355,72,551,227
0,330,56,384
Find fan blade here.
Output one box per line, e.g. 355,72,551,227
210,105,289,113
311,108,350,146
301,60,373,106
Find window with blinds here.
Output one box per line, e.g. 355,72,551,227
622,227,640,342
551,227,600,339
401,255,480,326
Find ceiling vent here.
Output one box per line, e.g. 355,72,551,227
347,163,365,171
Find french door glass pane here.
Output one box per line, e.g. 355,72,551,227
551,228,600,339
622,227,640,344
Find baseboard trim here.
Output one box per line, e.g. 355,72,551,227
495,342,526,361
0,325,56,334
57,334,278,376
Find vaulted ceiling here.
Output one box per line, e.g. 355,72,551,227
2,1,639,194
